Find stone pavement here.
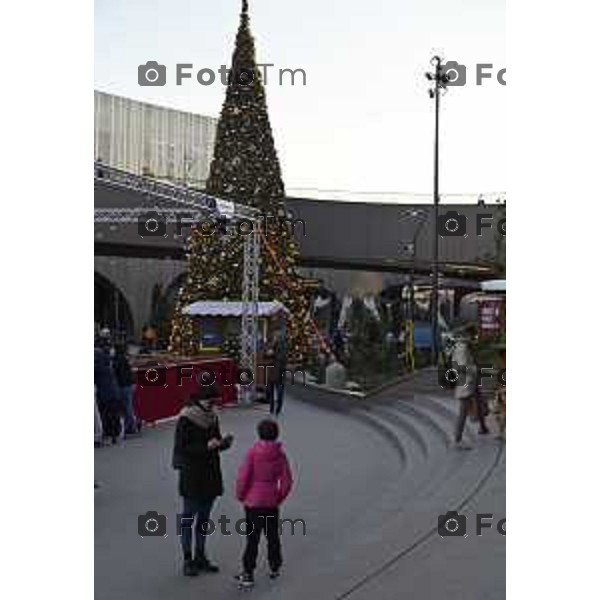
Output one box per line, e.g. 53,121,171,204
95,368,505,599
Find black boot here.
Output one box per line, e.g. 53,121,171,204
236,572,254,588
183,559,199,577
194,554,219,573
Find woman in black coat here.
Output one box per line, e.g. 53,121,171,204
172,384,233,577
94,343,121,443
112,344,138,434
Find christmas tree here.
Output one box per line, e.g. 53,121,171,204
347,299,386,382
169,0,311,361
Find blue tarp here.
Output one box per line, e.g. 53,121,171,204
413,321,433,349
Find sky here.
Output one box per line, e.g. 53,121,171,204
94,0,505,200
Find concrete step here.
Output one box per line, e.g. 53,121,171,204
378,401,453,451
258,438,504,600
345,409,409,472
403,393,479,445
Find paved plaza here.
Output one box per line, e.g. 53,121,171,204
95,373,505,600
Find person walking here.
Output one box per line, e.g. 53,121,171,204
235,419,293,588
494,347,506,441
112,343,138,435
332,327,345,362
267,329,287,416
452,325,489,449
94,341,121,444
172,384,233,577
94,385,103,447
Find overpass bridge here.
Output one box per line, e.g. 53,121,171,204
94,166,504,334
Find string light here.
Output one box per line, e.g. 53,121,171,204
169,0,314,361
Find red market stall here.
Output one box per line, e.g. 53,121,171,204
459,280,506,339
478,296,505,337
477,280,506,338
182,300,289,399
132,354,236,423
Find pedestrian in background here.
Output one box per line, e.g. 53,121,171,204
172,384,234,577
267,329,287,416
235,419,293,588
94,340,121,444
94,385,103,447
112,343,138,435
495,347,506,440
452,324,489,449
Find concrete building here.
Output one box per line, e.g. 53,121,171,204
95,170,504,336
94,90,217,187
93,94,505,338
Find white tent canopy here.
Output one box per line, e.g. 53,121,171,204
480,279,506,292
183,300,289,317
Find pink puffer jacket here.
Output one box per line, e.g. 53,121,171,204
236,440,293,508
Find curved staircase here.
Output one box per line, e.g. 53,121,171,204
287,371,504,600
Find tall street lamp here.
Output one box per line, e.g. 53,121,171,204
399,209,428,323
426,56,451,366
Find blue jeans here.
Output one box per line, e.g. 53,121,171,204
119,385,137,433
179,497,215,560
267,382,285,415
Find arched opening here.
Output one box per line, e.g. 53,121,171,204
146,272,188,347
95,272,134,336
310,284,340,337
163,272,188,312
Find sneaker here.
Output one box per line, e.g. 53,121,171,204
454,440,473,450
236,572,254,588
479,427,490,435
183,559,199,577
269,568,280,580
195,556,219,573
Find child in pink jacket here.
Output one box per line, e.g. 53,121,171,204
235,419,293,587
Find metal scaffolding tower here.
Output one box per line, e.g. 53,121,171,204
94,161,261,403
239,228,260,404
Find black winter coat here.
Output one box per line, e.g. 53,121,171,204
112,352,133,386
94,348,118,406
172,416,224,499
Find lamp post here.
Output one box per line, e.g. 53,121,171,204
399,209,428,323
426,56,451,366
398,208,428,372
183,149,196,199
